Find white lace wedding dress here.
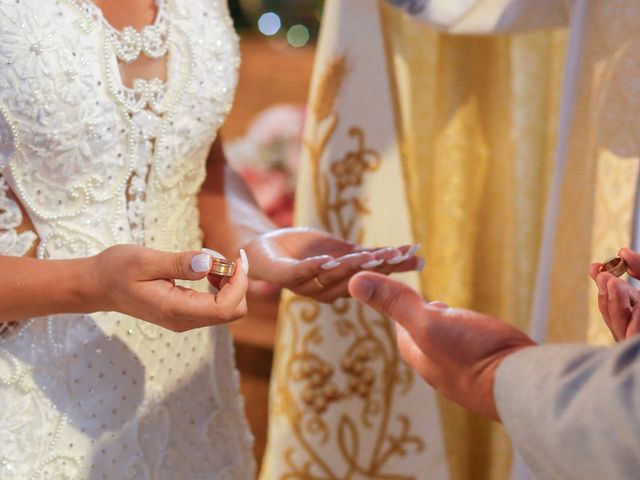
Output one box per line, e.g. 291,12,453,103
0,0,256,478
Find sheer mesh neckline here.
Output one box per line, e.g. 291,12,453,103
82,0,165,36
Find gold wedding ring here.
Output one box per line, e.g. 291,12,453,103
314,276,327,289
599,257,628,278
210,258,236,277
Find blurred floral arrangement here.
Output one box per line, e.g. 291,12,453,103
225,104,306,228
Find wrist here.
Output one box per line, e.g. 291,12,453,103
63,256,107,314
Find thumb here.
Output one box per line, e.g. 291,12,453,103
144,250,214,281
348,272,427,330
620,248,640,279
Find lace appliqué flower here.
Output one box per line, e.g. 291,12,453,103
0,177,37,257
0,108,37,258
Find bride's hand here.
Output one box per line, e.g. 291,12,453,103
243,227,423,303
91,245,248,331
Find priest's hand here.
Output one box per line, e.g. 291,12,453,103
590,248,640,341
348,272,536,421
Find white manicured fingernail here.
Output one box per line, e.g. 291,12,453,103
202,248,226,260
361,259,384,269
429,301,449,309
240,248,249,275
321,260,341,270
387,254,409,265
406,244,421,257
416,257,426,271
191,253,212,273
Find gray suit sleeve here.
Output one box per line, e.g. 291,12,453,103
495,337,640,479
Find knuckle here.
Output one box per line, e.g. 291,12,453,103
171,256,187,279
160,302,181,324
217,305,234,323
236,304,248,318
380,290,405,317
289,268,310,285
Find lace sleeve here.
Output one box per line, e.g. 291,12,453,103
0,104,16,170
0,104,38,257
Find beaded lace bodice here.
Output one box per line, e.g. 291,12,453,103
0,0,255,478
0,0,239,256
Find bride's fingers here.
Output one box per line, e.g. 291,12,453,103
310,279,352,303
376,255,425,275
312,259,428,303
153,271,247,328
142,249,213,281
211,257,248,311
275,255,336,285
294,252,377,296
375,244,422,271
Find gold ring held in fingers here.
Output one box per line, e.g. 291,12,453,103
599,257,628,278
314,276,327,289
210,258,236,277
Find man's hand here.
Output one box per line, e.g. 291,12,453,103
590,248,640,341
348,272,536,421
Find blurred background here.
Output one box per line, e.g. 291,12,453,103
221,0,323,467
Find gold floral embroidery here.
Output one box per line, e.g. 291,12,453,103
276,296,423,479
271,56,425,479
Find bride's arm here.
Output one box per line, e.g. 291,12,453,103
0,255,99,322
0,246,249,329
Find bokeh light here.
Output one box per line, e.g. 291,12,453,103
258,12,282,36
286,24,310,48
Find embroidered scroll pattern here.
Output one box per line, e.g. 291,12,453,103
272,57,425,479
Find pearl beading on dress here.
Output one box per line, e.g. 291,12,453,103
100,13,194,245
0,1,253,476
111,20,169,64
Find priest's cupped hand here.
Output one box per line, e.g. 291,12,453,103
348,272,536,421
590,248,640,341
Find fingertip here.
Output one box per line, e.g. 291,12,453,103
218,256,247,287
348,271,382,302
428,301,449,309
588,263,602,281
233,255,248,279
596,272,612,293
619,247,632,258
619,248,639,267
240,248,250,275
306,255,336,267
